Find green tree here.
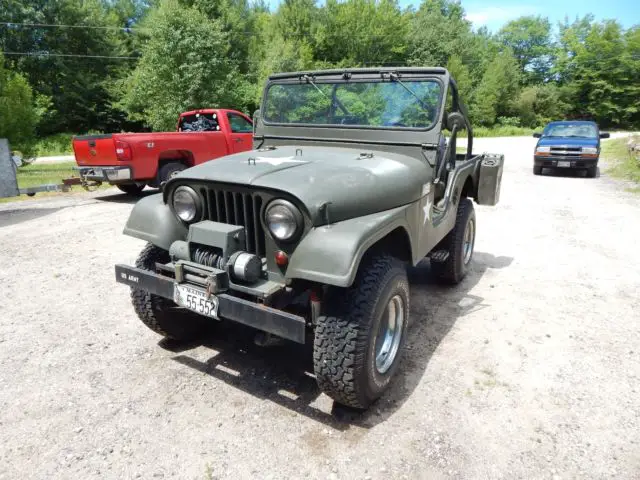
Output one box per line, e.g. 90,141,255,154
470,50,521,125
0,0,139,134
498,15,554,83
119,0,252,131
315,0,408,66
0,54,37,151
406,0,474,67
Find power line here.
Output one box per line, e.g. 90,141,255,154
0,21,146,32
2,51,139,60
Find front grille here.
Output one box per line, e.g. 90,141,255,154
198,186,266,257
550,147,581,156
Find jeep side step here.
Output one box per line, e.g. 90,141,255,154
428,250,450,262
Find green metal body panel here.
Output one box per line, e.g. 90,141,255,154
285,205,413,287
123,193,187,250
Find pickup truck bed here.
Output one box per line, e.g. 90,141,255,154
72,109,254,194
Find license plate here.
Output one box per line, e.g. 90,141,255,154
173,284,219,319
557,161,571,167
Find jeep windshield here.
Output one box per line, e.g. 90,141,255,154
263,79,442,130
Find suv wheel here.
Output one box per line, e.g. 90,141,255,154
586,165,597,178
533,166,542,175
313,255,410,409
131,243,212,340
431,197,476,284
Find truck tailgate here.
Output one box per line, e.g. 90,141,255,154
72,134,119,166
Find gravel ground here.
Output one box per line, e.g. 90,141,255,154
1,136,639,480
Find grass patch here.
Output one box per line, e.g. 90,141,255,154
30,133,75,157
473,125,539,137
603,137,640,184
15,161,78,188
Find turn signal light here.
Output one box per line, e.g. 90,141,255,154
275,250,288,266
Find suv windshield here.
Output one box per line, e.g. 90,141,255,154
263,79,442,129
543,123,598,138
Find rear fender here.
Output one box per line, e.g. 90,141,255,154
286,205,414,288
122,193,187,250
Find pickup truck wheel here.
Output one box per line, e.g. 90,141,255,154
159,162,187,183
130,243,211,341
586,166,597,178
116,183,146,195
431,197,476,285
533,166,542,175
313,255,410,409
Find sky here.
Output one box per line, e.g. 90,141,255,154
265,0,640,33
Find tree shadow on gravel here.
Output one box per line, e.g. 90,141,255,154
0,206,64,227
94,188,158,204
166,251,513,430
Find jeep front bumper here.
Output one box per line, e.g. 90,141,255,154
114,264,307,343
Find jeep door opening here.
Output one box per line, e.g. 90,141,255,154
114,67,504,409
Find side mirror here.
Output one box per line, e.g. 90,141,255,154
446,112,466,131
600,132,610,139
533,133,542,138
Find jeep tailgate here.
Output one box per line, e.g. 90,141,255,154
72,134,120,167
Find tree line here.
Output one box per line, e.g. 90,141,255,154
0,0,638,152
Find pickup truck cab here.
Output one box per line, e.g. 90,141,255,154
532,120,610,178
72,109,254,195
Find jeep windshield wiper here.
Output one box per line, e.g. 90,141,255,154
301,74,350,116
389,72,429,111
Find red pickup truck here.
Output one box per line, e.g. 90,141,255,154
72,108,254,195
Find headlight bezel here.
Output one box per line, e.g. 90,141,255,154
264,198,303,243
172,185,202,223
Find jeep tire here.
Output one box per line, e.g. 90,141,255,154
431,197,476,284
131,243,211,340
313,255,410,409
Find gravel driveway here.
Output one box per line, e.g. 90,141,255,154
1,137,638,480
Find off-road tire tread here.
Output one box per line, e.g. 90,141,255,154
313,255,407,409
131,243,208,340
431,197,474,284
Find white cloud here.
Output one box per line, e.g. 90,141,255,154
465,5,541,30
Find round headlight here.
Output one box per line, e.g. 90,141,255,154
265,200,302,241
172,186,200,222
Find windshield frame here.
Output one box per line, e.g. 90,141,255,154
260,74,445,133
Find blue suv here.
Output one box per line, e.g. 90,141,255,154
533,121,610,178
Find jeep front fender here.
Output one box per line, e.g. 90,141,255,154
286,205,413,288
122,193,187,250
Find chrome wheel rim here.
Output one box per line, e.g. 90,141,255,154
374,295,405,374
463,217,475,265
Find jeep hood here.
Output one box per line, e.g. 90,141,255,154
175,145,430,225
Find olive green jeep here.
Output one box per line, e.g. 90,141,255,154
115,67,503,409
